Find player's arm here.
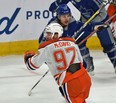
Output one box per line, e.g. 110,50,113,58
90,0,102,11
24,48,46,70
49,0,70,12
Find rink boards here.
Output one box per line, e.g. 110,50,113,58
0,36,102,56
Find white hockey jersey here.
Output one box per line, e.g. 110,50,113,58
26,37,83,85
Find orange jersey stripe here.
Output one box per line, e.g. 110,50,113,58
30,58,39,69
39,37,76,49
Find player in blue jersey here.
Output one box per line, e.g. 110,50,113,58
49,0,116,73
39,4,95,74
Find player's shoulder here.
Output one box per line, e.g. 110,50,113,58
39,37,76,49
60,37,76,43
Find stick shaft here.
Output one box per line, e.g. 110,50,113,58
78,13,116,46
74,0,111,41
28,70,49,96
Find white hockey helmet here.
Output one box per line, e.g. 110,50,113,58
44,23,63,38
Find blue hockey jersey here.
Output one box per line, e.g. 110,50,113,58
39,16,85,43
49,0,107,22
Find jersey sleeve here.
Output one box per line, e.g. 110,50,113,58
90,0,101,11
26,48,46,70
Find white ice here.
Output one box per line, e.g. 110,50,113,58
0,50,116,103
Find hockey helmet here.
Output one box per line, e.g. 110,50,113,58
56,4,71,15
44,23,63,38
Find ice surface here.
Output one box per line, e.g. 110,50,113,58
0,50,116,103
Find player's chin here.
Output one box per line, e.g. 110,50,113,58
63,22,69,26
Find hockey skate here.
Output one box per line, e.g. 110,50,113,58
86,57,95,76
87,65,95,76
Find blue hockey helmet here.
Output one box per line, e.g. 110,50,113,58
56,4,71,15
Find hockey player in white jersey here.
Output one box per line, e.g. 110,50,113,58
24,23,91,103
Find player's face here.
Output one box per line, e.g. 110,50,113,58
45,32,52,40
45,32,59,40
53,33,59,39
59,14,71,26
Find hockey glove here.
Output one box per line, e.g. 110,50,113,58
94,24,108,31
49,1,58,12
24,51,36,64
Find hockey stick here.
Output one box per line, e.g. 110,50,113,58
77,13,116,46
28,69,49,96
73,0,111,41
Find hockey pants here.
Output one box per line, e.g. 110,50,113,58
60,64,91,103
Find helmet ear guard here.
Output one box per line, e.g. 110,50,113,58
44,23,63,38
